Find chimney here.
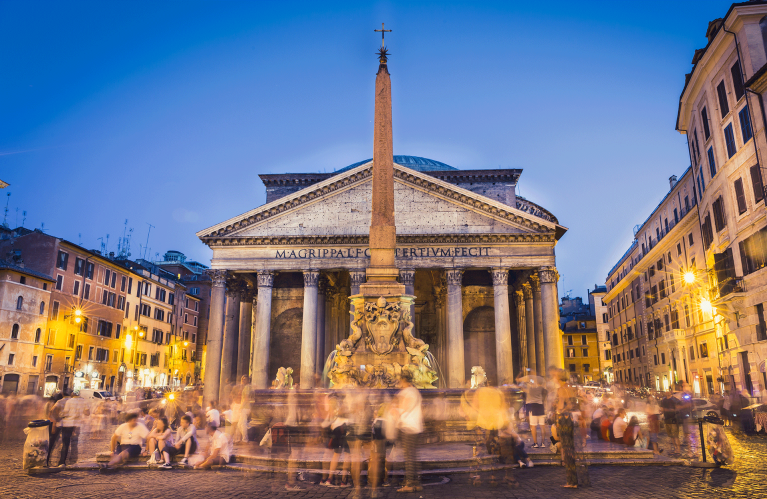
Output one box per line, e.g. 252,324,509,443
706,18,723,43
669,175,678,190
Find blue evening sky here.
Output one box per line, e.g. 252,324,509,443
0,1,733,298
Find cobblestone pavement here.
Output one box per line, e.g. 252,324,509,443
1,427,766,499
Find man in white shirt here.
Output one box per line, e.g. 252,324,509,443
206,400,221,428
394,371,423,493
195,423,230,469
102,413,150,470
50,390,89,467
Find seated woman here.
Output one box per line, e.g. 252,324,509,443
146,417,174,467
623,416,643,447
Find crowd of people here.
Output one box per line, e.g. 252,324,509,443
4,367,755,494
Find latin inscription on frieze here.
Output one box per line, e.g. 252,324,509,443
275,247,492,259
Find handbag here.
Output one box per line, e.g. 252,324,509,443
259,428,272,448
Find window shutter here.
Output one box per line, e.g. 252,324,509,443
731,61,744,101
717,81,729,117
751,165,764,203
734,178,747,214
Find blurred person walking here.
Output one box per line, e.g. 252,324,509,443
50,390,89,467
517,373,547,448
646,396,663,456
394,371,423,493
554,371,578,489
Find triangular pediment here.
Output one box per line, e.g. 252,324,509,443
197,162,562,244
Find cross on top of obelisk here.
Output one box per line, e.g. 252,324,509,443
374,23,391,48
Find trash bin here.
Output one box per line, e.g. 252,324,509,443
23,420,51,470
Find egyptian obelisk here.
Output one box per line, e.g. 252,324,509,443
361,35,405,297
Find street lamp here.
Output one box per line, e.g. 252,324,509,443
700,297,713,315
683,271,696,285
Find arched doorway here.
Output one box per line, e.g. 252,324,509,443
2,374,20,394
464,306,497,386
270,308,303,383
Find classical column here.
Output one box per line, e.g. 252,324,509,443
514,290,528,371
324,286,339,360
523,283,537,375
300,270,320,389
540,267,563,370
250,271,274,389
491,268,514,385
220,286,241,397
349,270,366,303
315,277,327,378
400,268,416,319
203,270,227,405
531,274,545,375
434,280,448,388
236,289,254,380
446,269,465,388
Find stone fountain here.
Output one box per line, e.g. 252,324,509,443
327,42,437,390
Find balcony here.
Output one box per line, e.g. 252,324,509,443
664,328,687,344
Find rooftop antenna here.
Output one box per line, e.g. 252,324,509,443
21,211,26,228
105,234,110,254
144,223,155,260
15,207,19,228
78,233,82,246
98,237,105,254
126,227,133,257
40,222,46,233
154,251,160,262
2,192,10,228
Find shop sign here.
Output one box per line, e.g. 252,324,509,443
74,371,84,378
90,371,100,379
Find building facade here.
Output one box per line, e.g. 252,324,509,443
0,230,199,395
155,251,209,384
0,259,53,395
0,232,136,394
561,316,601,384
589,285,613,382
677,2,767,396
197,155,567,399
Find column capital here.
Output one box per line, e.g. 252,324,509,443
318,276,329,292
399,268,415,286
490,268,509,287
529,274,541,293
206,269,227,288
303,270,320,288
256,270,274,288
522,282,533,300
349,269,366,287
514,289,525,306
539,266,559,284
445,268,463,287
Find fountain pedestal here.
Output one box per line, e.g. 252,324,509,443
328,294,437,389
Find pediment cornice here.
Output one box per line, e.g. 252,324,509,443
198,161,563,243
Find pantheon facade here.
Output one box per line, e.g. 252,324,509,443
197,155,566,398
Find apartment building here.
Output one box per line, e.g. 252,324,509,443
117,259,194,390
589,285,613,382
0,258,53,395
677,3,767,396
0,230,136,394
561,317,601,384
154,251,210,384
